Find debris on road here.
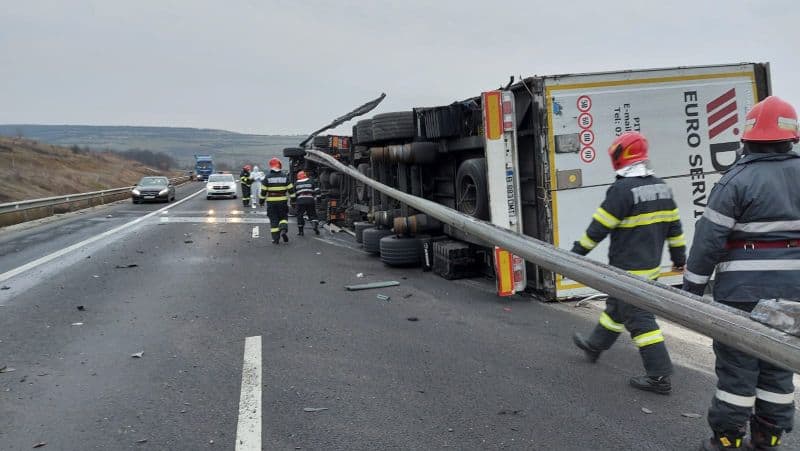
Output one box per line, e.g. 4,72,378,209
319,281,326,284
407,317,419,322
135,439,148,444
376,294,390,302
641,407,653,414
131,351,144,358
681,413,702,418
303,407,329,412
0,366,16,373
345,281,400,291
114,264,139,269
356,273,364,278
498,409,525,416
76,305,85,311
503,307,512,312
184,240,194,244
402,294,413,299
92,275,100,279
71,322,83,326
33,442,47,448
1,286,10,290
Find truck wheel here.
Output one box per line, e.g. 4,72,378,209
456,158,489,220
362,228,393,254
356,119,374,144
371,112,415,142
283,147,306,158
329,172,342,189
379,235,427,267
354,221,374,243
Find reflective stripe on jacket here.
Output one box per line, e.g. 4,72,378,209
571,175,686,274
240,170,253,186
684,151,800,302
294,178,320,201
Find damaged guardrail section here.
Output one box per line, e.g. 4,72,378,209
305,149,800,374
0,176,192,227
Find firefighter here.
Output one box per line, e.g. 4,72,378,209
294,171,320,236
571,131,686,395
259,158,295,244
239,165,253,209
684,96,800,451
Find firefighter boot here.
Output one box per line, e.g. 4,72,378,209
313,220,320,235
572,333,601,363
281,230,289,243
700,430,747,450
746,416,783,450
629,375,671,395
297,227,304,236
243,199,249,208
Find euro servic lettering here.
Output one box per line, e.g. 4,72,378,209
684,91,707,218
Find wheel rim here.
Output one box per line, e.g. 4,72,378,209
458,176,477,215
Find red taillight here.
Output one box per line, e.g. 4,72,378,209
502,92,514,131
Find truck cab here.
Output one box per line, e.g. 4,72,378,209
194,155,214,181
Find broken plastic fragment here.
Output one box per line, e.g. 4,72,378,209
641,407,653,414
131,351,144,358
303,407,328,412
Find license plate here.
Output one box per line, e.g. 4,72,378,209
144,195,155,199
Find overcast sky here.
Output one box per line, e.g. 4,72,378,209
1,0,797,135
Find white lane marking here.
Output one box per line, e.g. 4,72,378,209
0,188,206,284
236,336,262,451
251,226,260,238
158,217,269,224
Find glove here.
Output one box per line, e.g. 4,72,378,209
570,243,590,256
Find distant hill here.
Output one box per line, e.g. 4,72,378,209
0,136,178,203
0,125,304,169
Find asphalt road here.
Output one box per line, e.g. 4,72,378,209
0,184,798,450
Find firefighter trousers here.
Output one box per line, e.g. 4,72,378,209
266,201,289,241
709,302,795,433
587,297,673,377
295,199,317,230
241,185,252,207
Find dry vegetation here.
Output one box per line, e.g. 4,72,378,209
0,136,175,202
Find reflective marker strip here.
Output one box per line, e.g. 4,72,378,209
599,312,624,333
733,219,800,233
270,227,280,232
628,267,660,280
592,208,621,229
633,329,664,347
716,389,756,407
668,233,686,247
684,269,710,284
756,388,795,404
717,260,800,272
778,116,800,132
702,207,736,229
579,233,597,250
618,209,680,228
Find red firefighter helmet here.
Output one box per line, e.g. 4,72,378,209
296,171,308,180
741,96,800,143
268,158,282,171
607,131,649,171
243,164,252,172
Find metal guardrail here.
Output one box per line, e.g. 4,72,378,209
305,149,800,374
0,176,192,215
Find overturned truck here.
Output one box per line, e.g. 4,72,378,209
285,63,772,300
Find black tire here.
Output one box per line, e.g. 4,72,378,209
379,235,427,267
132,198,139,204
329,172,342,189
312,135,329,149
232,195,237,199
371,111,415,142
362,228,393,254
354,221,374,244
206,196,212,200
356,120,374,144
456,158,490,220
283,147,306,158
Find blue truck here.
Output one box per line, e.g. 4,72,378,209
194,155,214,181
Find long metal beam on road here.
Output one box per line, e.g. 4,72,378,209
305,149,800,374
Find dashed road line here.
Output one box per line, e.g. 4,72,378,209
252,226,260,238
235,336,262,451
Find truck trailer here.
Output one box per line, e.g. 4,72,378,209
194,155,214,181
288,63,771,300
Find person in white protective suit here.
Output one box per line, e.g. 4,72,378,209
250,165,265,208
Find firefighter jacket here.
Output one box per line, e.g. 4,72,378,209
240,169,253,187
683,151,800,302
259,170,295,203
572,175,686,279
294,177,320,202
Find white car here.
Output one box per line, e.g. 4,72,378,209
205,173,237,199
